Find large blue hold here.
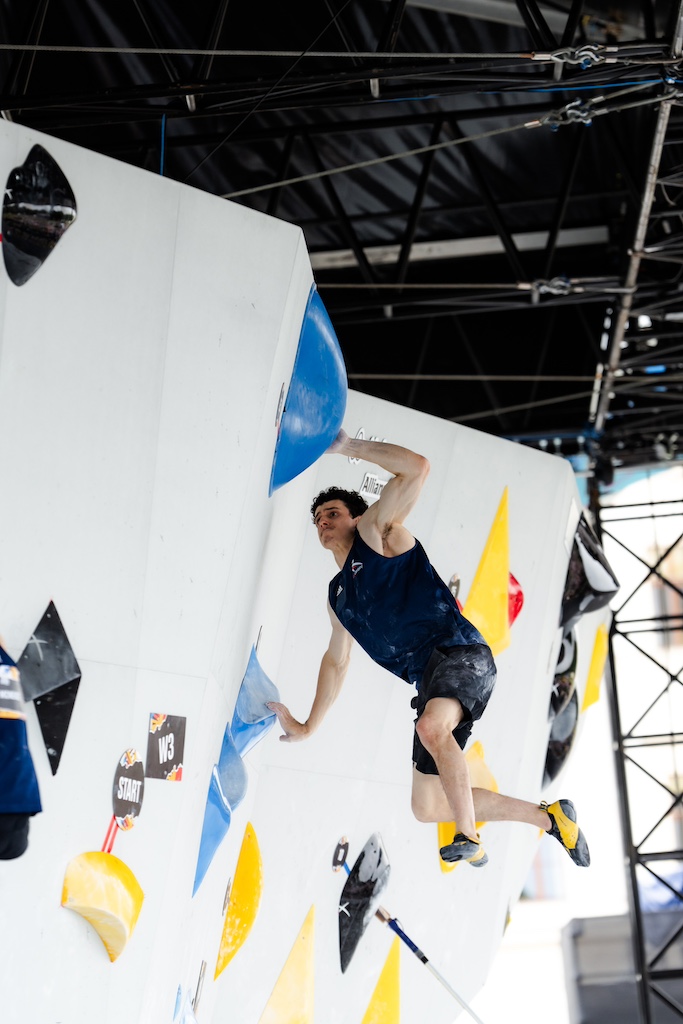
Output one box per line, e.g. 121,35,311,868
231,646,280,758
192,725,247,895
269,285,347,495
191,648,282,895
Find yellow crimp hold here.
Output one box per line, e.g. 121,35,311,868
61,851,144,962
215,822,264,979
582,623,608,711
258,905,315,1024
361,936,400,1024
462,487,511,657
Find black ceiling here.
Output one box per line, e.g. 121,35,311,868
3,0,683,489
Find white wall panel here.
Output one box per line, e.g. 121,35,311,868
0,121,313,1024
214,390,589,1024
0,118,594,1024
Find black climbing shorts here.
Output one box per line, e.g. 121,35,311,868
0,813,30,859
411,643,497,775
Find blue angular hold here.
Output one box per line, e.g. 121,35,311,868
192,725,247,896
216,724,248,808
174,989,199,1024
192,768,232,895
231,646,280,758
269,284,347,495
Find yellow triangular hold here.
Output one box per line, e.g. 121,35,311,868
61,851,144,962
361,936,401,1024
438,741,499,874
215,822,264,978
462,487,510,657
582,623,609,711
258,905,315,1024
467,740,499,794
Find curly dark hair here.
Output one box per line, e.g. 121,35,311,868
310,487,368,521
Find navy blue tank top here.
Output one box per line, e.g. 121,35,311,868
328,532,486,686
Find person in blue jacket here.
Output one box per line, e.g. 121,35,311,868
0,644,42,859
269,431,589,868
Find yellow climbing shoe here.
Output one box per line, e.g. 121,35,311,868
440,832,488,867
542,799,590,867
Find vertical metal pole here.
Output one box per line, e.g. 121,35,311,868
603,614,653,1024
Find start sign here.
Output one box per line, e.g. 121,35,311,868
112,749,145,829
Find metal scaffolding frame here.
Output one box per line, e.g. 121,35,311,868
2,0,683,465
598,484,683,1022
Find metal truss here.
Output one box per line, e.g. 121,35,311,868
2,0,683,469
598,487,683,1023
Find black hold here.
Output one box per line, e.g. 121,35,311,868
18,601,81,775
18,601,81,701
543,689,579,788
2,144,77,286
339,832,390,973
34,677,80,776
560,513,619,631
550,628,577,720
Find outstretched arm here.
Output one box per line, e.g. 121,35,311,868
268,604,353,742
327,429,429,550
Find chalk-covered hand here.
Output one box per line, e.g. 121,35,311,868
266,701,311,742
326,428,349,455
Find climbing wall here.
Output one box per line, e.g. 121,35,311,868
0,120,615,1024
0,120,344,1024
213,390,613,1024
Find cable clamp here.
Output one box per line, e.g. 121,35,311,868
530,276,572,303
541,99,593,129
533,44,618,67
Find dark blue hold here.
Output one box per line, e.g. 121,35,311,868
269,285,348,495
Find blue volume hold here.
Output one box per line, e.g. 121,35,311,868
269,285,347,495
192,768,232,895
192,725,247,895
231,646,280,758
216,724,248,809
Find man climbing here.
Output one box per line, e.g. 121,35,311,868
268,430,589,868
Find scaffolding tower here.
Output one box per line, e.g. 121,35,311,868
598,478,683,1023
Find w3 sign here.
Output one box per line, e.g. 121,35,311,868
145,713,186,781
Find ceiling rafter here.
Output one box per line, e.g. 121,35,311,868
0,0,681,476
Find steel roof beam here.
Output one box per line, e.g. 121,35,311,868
428,120,529,281
514,0,557,49
49,100,555,151
522,307,557,430
594,0,683,432
192,0,232,83
542,126,586,279
595,97,679,431
1,0,50,118
266,131,296,217
452,315,511,431
559,0,585,48
405,319,434,408
394,119,444,287
303,133,380,290
131,0,181,85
